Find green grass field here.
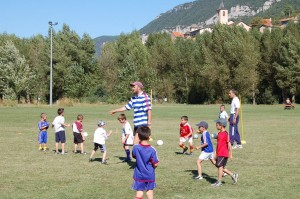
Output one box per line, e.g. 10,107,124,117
0,104,299,199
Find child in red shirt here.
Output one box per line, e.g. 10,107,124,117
212,118,238,187
179,116,194,155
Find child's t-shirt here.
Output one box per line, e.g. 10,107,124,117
132,143,159,182
121,121,134,145
200,131,214,153
179,123,193,138
52,115,65,133
216,131,230,157
93,127,108,145
219,110,229,120
38,121,49,132
73,121,83,133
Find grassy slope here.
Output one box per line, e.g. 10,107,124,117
0,104,299,199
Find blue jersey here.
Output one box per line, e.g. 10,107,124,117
201,131,214,153
38,121,49,132
125,92,151,128
132,144,159,182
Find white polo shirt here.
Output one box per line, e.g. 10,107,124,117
230,97,240,114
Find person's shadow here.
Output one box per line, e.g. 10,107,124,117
184,169,216,183
115,156,136,169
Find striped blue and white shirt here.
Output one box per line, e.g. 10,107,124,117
125,92,152,128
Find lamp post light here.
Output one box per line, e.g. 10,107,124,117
49,21,58,107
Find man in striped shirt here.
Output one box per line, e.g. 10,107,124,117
109,81,152,144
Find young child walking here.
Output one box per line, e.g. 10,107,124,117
132,126,159,199
38,113,49,151
89,120,112,164
117,113,134,162
52,108,70,154
194,121,215,180
212,118,238,187
72,114,86,154
179,116,194,155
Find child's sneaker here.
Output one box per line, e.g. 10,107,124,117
232,173,238,184
194,176,203,180
39,147,43,151
61,151,68,155
222,172,228,177
101,161,108,164
189,152,193,156
182,147,188,154
211,181,222,187
55,152,60,154
81,152,87,155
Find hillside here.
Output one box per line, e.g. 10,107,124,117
93,35,119,56
140,0,300,33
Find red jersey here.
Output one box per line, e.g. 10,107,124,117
216,131,230,157
179,123,193,138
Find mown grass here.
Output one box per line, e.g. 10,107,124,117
0,104,299,199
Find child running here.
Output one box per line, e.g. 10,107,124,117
89,120,112,164
212,118,238,187
194,121,215,180
179,116,194,155
38,113,49,151
132,126,159,199
117,113,134,162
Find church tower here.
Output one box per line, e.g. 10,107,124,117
217,0,228,24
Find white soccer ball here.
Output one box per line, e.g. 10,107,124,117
156,140,163,146
193,134,199,139
211,133,218,139
83,132,88,137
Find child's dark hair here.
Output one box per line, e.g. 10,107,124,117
57,108,64,115
181,116,188,121
117,113,126,120
77,114,83,120
136,126,151,141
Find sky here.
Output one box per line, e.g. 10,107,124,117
0,0,192,39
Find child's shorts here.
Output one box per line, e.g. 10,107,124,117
132,180,156,191
198,151,214,160
94,143,106,153
55,131,66,143
38,131,48,144
180,136,193,143
216,156,228,168
73,132,84,144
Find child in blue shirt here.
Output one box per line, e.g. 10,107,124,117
194,121,215,180
38,113,49,151
132,126,159,199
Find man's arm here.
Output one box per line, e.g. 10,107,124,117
233,108,240,124
109,107,127,115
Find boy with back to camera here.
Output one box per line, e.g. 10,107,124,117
38,113,49,151
89,120,112,164
179,116,194,155
194,121,216,180
117,113,134,162
72,114,86,154
212,118,238,187
52,108,70,154
132,126,159,199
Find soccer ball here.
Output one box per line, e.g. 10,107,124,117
211,133,218,139
193,134,199,139
156,140,163,146
83,132,88,137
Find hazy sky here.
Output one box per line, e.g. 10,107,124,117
0,0,193,39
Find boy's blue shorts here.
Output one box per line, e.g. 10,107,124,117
132,180,156,191
38,131,48,144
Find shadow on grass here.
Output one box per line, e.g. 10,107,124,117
174,152,184,155
185,170,216,183
115,156,136,169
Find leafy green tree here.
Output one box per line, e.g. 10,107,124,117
0,40,34,102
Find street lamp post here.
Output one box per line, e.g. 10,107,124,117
49,21,58,107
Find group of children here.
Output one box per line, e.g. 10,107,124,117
37,104,238,198
178,104,238,187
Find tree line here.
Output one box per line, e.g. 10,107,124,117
1,23,300,104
